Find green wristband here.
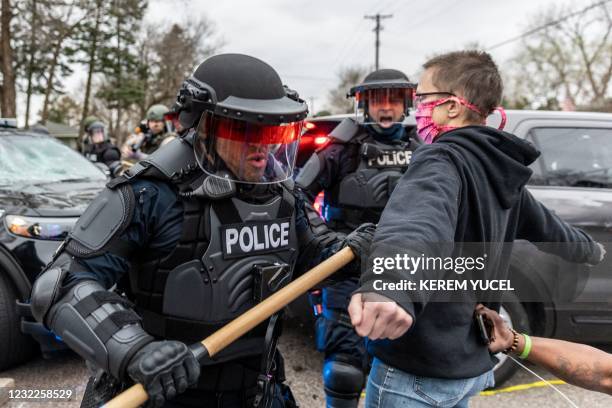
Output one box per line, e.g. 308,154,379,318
519,334,532,359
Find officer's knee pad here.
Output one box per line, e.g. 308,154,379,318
322,359,364,400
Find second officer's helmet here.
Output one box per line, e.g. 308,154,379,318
146,104,169,121
86,121,107,144
348,69,415,126
175,53,308,184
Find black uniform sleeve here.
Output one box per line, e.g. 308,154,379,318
516,189,601,264
355,146,461,319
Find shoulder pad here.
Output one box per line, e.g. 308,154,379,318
67,184,135,256
294,154,321,188
329,118,361,143
122,135,199,183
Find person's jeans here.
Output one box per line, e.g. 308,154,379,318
365,357,495,407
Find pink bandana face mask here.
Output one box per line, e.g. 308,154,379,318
414,96,507,144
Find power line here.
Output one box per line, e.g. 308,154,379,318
331,0,397,70
408,0,461,30
364,13,393,70
487,0,612,50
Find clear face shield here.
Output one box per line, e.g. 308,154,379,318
355,87,414,127
88,127,106,144
194,111,303,184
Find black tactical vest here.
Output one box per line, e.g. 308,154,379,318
325,132,414,231
140,132,166,155
112,137,299,364
84,142,119,165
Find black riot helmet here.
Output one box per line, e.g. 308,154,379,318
348,69,416,125
175,53,308,185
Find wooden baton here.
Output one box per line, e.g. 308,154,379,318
102,246,355,408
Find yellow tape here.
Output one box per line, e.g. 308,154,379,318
358,379,566,399
479,379,566,396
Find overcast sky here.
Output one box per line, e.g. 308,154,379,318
18,0,595,122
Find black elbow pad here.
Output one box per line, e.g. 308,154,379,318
39,280,153,379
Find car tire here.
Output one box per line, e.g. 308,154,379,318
492,292,530,387
0,271,37,370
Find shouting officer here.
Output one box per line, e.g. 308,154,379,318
295,69,417,408
82,120,122,176
122,104,173,160
30,53,373,408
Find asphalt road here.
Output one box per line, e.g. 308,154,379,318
1,324,612,407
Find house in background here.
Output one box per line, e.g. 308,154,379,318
34,121,79,149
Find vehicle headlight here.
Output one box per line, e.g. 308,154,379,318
4,215,77,240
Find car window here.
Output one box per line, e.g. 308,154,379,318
0,135,106,186
527,127,612,188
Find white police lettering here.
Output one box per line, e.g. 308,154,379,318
367,150,412,167
269,224,280,247
224,220,291,256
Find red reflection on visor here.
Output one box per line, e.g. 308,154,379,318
358,88,414,105
213,115,303,144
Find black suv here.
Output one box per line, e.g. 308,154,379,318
0,126,106,370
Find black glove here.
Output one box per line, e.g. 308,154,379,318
127,341,200,408
344,223,376,260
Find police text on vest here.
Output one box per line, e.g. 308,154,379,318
221,218,291,258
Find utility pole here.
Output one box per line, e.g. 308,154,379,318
308,97,316,116
364,13,393,70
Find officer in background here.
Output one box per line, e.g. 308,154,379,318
160,104,187,147
81,115,101,151
82,120,122,176
121,104,174,160
30,53,374,408
295,69,417,408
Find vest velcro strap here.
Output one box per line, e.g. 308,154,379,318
278,187,295,219
106,175,128,189
212,200,242,225
140,308,267,344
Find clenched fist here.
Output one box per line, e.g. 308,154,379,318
348,292,413,340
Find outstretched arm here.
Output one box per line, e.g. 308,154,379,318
516,189,605,265
477,304,612,395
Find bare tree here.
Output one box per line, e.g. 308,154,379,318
507,2,612,110
326,66,368,114
140,16,221,113
40,2,88,124
78,0,105,142
0,0,17,117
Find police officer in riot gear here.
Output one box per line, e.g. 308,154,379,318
295,68,417,408
122,104,174,160
30,53,374,408
82,120,122,175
